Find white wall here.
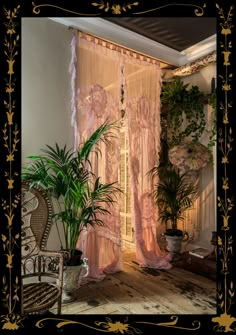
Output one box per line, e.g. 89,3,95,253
22,18,73,250
182,63,216,250
22,18,73,161
181,63,216,93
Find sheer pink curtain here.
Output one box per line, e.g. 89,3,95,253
70,32,171,282
72,32,123,281
124,58,172,269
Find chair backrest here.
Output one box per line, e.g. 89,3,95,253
21,182,54,259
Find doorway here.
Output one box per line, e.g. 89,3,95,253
120,118,135,251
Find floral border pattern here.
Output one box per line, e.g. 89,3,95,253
0,4,23,331
35,315,201,332
0,0,235,334
172,51,216,77
31,1,206,16
211,4,235,332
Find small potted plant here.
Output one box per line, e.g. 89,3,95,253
22,120,122,301
149,164,198,260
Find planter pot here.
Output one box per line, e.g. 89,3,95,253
165,231,189,261
62,257,89,303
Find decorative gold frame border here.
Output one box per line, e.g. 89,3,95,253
0,0,235,333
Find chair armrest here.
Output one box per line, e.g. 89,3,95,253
39,250,65,258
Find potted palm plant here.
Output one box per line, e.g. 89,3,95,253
22,120,121,301
149,164,198,261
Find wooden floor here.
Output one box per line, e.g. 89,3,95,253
52,251,216,315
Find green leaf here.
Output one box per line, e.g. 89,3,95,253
22,120,121,255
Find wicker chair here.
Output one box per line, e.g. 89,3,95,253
21,182,65,315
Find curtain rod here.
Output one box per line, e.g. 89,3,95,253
69,27,172,68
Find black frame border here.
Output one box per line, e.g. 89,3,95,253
0,0,235,333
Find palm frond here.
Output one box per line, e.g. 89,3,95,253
22,120,121,256
79,119,119,162
149,164,198,229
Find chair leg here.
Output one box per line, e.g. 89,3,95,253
57,296,62,314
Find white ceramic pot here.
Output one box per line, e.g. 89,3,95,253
165,232,189,261
62,257,89,303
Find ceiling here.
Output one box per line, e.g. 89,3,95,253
50,17,217,68
103,17,216,52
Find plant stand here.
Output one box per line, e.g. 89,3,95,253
62,258,89,303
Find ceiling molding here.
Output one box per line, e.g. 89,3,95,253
179,34,217,66
49,17,216,67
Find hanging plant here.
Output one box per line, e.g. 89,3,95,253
161,78,207,148
207,89,217,152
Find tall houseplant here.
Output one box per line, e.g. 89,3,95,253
22,120,121,265
149,164,198,259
